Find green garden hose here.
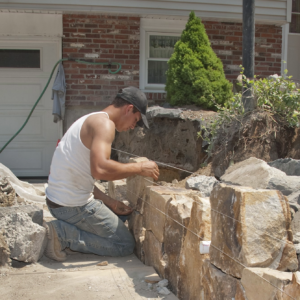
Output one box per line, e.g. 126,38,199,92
0,58,122,154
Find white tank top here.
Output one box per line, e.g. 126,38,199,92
45,111,109,206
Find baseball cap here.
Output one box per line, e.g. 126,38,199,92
116,86,149,129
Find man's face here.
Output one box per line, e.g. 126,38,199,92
117,105,141,132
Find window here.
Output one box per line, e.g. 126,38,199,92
0,49,40,68
147,34,180,85
140,19,186,91
290,0,300,33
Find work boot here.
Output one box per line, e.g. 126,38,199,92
44,221,67,262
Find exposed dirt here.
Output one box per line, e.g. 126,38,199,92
0,178,16,207
210,110,298,178
113,108,217,181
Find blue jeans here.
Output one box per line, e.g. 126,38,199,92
47,199,135,257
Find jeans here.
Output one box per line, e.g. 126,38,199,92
47,199,135,257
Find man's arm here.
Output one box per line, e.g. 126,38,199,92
89,117,159,181
93,185,133,215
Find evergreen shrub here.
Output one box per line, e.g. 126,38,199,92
165,11,233,109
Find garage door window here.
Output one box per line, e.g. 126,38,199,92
290,0,300,33
0,49,40,68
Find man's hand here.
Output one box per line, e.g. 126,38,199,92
139,161,160,180
112,200,133,216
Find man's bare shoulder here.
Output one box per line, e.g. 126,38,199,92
81,113,115,148
87,113,114,131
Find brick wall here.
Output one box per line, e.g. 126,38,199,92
203,21,282,82
63,15,282,106
63,14,140,107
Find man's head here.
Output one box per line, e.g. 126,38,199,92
111,86,149,132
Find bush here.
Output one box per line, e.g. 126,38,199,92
200,70,300,158
165,11,233,109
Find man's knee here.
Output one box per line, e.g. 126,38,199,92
120,234,135,256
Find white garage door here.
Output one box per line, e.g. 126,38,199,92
0,13,62,177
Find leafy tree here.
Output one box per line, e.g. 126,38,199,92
165,11,232,109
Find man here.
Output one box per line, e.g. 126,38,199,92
44,86,159,261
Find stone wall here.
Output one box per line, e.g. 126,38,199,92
110,157,300,299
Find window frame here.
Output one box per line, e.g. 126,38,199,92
140,18,186,92
0,48,41,69
146,32,181,87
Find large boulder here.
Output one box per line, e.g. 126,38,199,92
0,205,43,226
144,186,188,243
185,175,218,197
241,268,300,300
210,183,298,278
178,196,211,300
268,158,300,176
199,260,246,300
221,157,300,196
126,157,153,209
0,212,47,263
146,106,183,119
144,230,166,278
0,230,11,267
164,194,194,292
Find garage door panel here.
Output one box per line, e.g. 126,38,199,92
0,13,62,177
0,141,56,177
0,110,61,142
0,78,54,110
0,40,61,76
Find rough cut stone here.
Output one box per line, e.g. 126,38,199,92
185,175,218,197
210,183,298,278
178,196,211,300
241,268,300,300
144,230,166,278
128,211,145,263
144,186,189,243
126,157,153,210
0,205,43,226
108,179,127,201
268,158,300,176
146,106,183,119
221,157,300,196
0,212,47,263
0,229,11,267
0,177,16,207
288,191,300,239
199,260,245,300
164,194,193,292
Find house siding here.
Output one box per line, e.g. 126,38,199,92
0,0,289,25
63,14,282,107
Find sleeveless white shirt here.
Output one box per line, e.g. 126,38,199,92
45,111,109,206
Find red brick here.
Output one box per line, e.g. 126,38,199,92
100,44,115,49
110,81,125,85
226,36,240,42
64,28,78,33
129,17,140,21
87,85,102,89
115,54,129,59
79,90,95,95
78,28,92,33
71,84,86,89
66,90,79,95
79,101,95,106
101,34,114,39
84,24,98,28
